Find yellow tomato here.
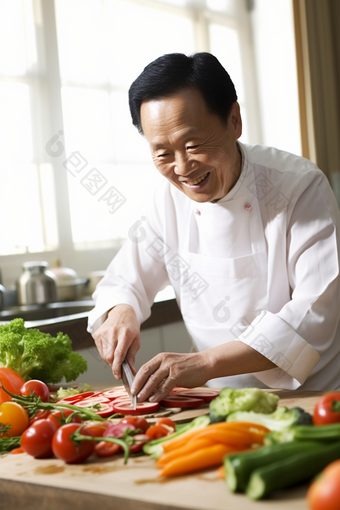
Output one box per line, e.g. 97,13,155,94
0,401,29,436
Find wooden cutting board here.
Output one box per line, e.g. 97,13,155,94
0,390,323,510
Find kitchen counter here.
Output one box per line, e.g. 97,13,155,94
0,389,322,510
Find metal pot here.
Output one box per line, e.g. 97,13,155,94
56,277,89,301
17,261,59,305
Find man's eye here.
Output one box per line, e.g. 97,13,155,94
187,145,199,151
157,153,169,158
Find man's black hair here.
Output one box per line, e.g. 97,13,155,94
128,52,238,134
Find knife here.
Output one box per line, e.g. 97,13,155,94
121,361,137,410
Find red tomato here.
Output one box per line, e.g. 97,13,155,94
0,368,26,404
29,410,51,425
146,424,170,440
75,396,110,406
160,395,204,408
113,401,160,416
119,416,149,433
156,417,176,432
0,401,29,436
10,447,25,455
21,419,58,458
307,459,340,510
52,423,94,464
47,408,83,429
176,389,220,403
313,392,340,425
101,388,129,400
20,380,50,402
94,441,121,458
129,434,150,453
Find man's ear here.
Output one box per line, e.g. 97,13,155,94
229,102,242,140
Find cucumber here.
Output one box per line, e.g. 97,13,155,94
224,440,324,493
246,439,340,500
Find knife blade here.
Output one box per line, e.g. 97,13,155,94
121,361,137,410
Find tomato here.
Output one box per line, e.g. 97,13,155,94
146,424,170,440
129,434,150,453
113,401,160,416
313,392,340,425
10,447,25,454
81,421,110,438
101,388,129,400
176,389,220,403
0,368,26,404
0,401,29,436
119,416,150,433
29,409,51,425
103,422,136,438
307,459,340,510
156,417,176,432
94,441,121,458
160,395,204,408
20,380,50,402
47,408,83,429
75,396,110,406
21,419,58,458
52,423,94,464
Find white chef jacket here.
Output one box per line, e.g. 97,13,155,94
88,143,340,391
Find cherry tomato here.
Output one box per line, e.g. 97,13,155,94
129,434,151,454
313,392,340,425
29,410,51,426
0,401,29,436
21,419,57,458
20,380,50,402
307,459,340,510
81,421,111,438
94,441,121,458
0,368,26,404
156,417,176,432
47,408,83,429
119,416,149,433
146,424,170,440
52,423,94,464
103,422,136,438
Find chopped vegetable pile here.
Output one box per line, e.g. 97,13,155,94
209,387,279,422
0,318,87,383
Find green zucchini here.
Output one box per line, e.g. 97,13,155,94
266,422,340,444
246,439,340,500
224,440,324,493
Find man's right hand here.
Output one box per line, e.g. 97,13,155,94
92,304,141,380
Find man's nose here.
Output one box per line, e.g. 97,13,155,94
173,152,196,175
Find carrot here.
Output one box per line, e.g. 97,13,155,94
216,465,225,479
156,438,216,467
159,443,237,477
162,422,269,453
186,427,267,447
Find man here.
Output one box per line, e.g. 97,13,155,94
88,53,340,402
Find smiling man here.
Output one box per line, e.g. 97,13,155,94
88,53,340,401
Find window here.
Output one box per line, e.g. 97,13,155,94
0,0,298,288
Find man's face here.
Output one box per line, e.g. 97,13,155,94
140,87,242,203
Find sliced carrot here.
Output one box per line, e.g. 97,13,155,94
186,427,267,447
157,438,216,467
216,465,225,479
159,443,237,477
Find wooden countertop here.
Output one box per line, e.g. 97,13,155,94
0,390,322,510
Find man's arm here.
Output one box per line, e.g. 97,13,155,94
131,341,276,402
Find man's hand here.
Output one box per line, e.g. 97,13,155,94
93,304,140,380
130,351,210,403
